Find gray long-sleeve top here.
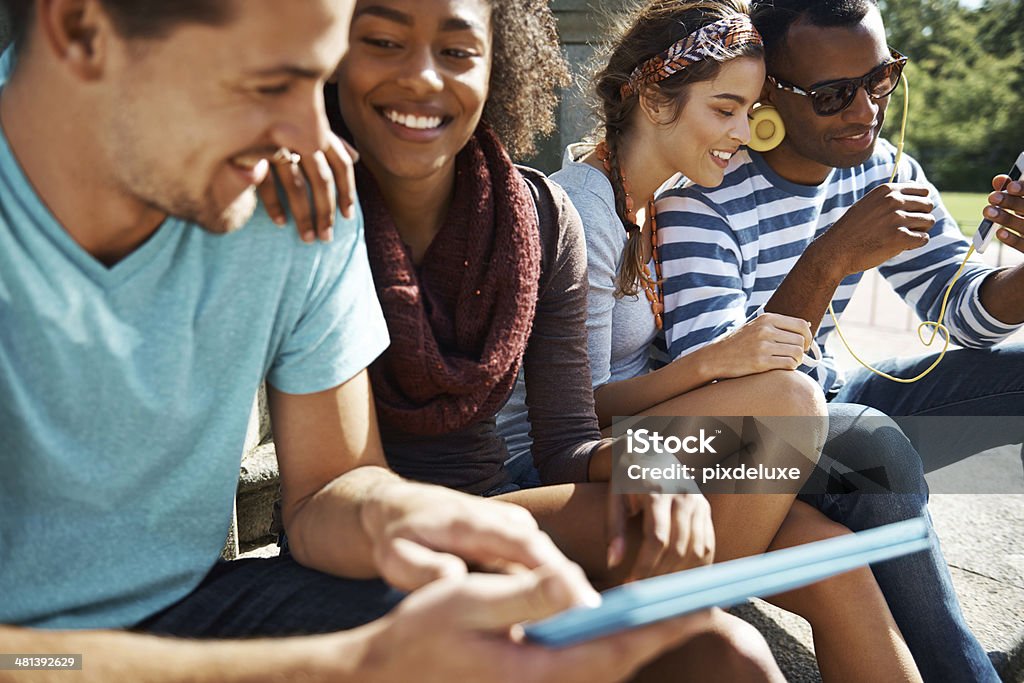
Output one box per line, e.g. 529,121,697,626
498,146,659,464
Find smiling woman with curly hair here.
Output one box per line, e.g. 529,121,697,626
323,0,568,163
327,0,603,500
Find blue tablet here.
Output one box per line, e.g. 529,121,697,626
524,517,930,648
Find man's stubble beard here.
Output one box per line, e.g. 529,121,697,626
109,113,258,235
116,160,259,235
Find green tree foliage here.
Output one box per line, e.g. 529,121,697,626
879,0,1024,190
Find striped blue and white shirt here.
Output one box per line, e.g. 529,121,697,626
656,140,1019,394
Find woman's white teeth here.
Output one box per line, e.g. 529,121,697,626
384,109,443,130
711,150,733,160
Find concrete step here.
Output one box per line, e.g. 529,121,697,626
221,387,276,559
932,494,1024,682
236,442,281,547
736,494,1024,682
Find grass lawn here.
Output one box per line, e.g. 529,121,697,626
941,191,989,236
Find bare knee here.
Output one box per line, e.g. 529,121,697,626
751,371,826,471
689,612,782,682
637,610,782,683
758,370,826,417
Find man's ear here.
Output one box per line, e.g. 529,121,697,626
37,0,112,80
637,86,676,127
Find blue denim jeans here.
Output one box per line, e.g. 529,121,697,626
805,343,1024,683
483,450,543,497
134,553,405,638
833,344,1024,472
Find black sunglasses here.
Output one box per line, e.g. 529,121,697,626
768,48,908,116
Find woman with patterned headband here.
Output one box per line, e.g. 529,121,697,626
498,1,921,680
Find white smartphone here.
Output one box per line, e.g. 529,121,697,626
973,150,1024,254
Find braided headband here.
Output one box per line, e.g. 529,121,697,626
620,14,763,99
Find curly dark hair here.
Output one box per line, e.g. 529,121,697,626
592,0,762,297
2,0,232,53
483,0,571,160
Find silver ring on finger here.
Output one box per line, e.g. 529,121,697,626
272,148,302,166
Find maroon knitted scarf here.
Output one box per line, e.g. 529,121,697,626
360,126,541,436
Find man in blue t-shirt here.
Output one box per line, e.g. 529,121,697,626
658,1,1023,680
0,1,709,680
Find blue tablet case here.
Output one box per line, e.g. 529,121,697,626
524,517,930,647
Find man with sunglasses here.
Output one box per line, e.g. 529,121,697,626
656,0,1022,680
661,0,1024,407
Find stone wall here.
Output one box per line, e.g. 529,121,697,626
526,0,621,174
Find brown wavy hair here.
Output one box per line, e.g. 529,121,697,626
593,0,762,297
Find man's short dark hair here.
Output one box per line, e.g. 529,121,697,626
751,0,879,69
3,0,234,54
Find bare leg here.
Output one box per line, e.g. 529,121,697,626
615,370,828,562
632,609,786,682
501,371,914,679
765,501,921,683
499,483,629,584
502,371,828,576
501,487,785,679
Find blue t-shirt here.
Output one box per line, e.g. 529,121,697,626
0,115,389,627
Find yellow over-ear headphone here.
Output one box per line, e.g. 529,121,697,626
748,103,785,152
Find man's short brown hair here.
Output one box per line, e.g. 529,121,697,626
3,0,234,54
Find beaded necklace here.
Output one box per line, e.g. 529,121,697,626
595,141,665,330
